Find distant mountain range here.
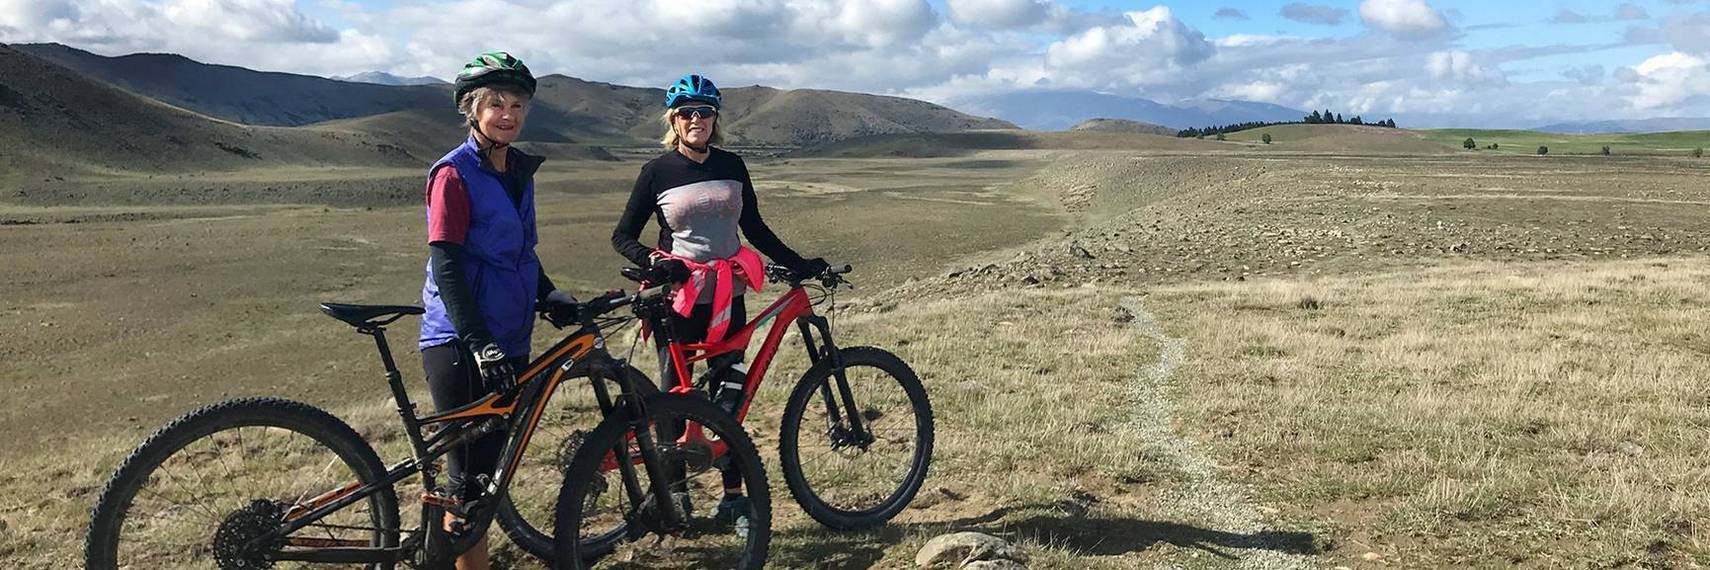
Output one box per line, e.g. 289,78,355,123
15,43,448,127
1532,118,1710,134
11,43,1013,147
0,44,422,176
336,71,446,86
944,90,1306,131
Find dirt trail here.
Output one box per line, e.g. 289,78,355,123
1120,296,1317,570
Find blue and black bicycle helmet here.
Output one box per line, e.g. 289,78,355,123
665,74,722,109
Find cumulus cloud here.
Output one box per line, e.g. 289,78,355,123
946,0,1048,29
1213,7,1248,20
1627,51,1710,109
1041,6,1213,87
0,0,387,75
1425,50,1505,86
1359,0,1448,39
1281,3,1350,26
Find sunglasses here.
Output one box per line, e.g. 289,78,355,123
672,105,718,120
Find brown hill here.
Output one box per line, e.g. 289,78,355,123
1070,118,1176,136
0,45,422,179
18,43,1013,147
15,43,446,127
719,88,1016,145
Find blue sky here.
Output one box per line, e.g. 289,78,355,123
5,0,1710,126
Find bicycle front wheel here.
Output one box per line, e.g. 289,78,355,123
498,364,657,563
85,397,400,569
553,395,771,569
779,346,934,529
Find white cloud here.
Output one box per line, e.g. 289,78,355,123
946,0,1048,29
0,0,384,75
1359,0,1448,39
1425,50,1505,86
1614,3,1649,21
1209,80,1288,103
1043,6,1212,83
160,0,336,43
1627,51,1710,109
5,0,1708,123
1645,12,1710,53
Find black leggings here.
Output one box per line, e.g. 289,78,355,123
422,340,526,501
657,300,747,493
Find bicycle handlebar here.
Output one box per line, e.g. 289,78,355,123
537,284,667,329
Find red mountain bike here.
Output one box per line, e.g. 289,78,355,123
627,262,934,530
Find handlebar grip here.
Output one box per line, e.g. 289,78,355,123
832,264,852,275
620,266,649,283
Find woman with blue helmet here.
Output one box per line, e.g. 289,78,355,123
418,51,576,570
612,74,829,534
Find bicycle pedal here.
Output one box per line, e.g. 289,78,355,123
420,492,461,510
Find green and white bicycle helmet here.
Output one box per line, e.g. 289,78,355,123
453,51,537,106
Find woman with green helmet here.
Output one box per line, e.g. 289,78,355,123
418,50,575,570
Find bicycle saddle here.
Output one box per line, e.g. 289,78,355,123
318,302,424,328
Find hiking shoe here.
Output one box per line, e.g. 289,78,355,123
714,495,751,538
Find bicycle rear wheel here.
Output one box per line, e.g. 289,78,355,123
86,397,400,569
497,364,656,563
779,346,934,529
553,395,771,569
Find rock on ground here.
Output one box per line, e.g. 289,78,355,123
916,532,1030,568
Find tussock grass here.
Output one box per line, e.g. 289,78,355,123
1149,257,1710,567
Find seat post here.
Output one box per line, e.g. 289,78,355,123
363,327,419,423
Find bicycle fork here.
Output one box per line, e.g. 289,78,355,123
796,316,874,448
596,370,691,536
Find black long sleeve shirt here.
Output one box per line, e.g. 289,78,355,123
611,148,806,273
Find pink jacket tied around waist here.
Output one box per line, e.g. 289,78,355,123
655,247,765,343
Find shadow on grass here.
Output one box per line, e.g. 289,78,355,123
770,502,1323,568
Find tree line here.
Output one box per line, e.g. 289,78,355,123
1177,109,1397,138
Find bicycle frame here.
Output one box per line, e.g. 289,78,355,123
262,321,643,564
654,282,872,453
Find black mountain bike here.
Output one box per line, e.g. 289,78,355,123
85,286,769,568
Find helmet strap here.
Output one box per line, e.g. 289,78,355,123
470,120,510,155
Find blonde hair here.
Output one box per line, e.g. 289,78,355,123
659,108,723,149
457,86,532,126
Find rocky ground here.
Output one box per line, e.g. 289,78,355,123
881,153,1710,303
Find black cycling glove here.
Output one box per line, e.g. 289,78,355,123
650,258,693,284
469,341,516,394
792,257,830,280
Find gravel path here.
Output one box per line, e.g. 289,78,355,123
1120,297,1318,570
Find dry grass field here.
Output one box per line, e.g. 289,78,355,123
3,130,1709,568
